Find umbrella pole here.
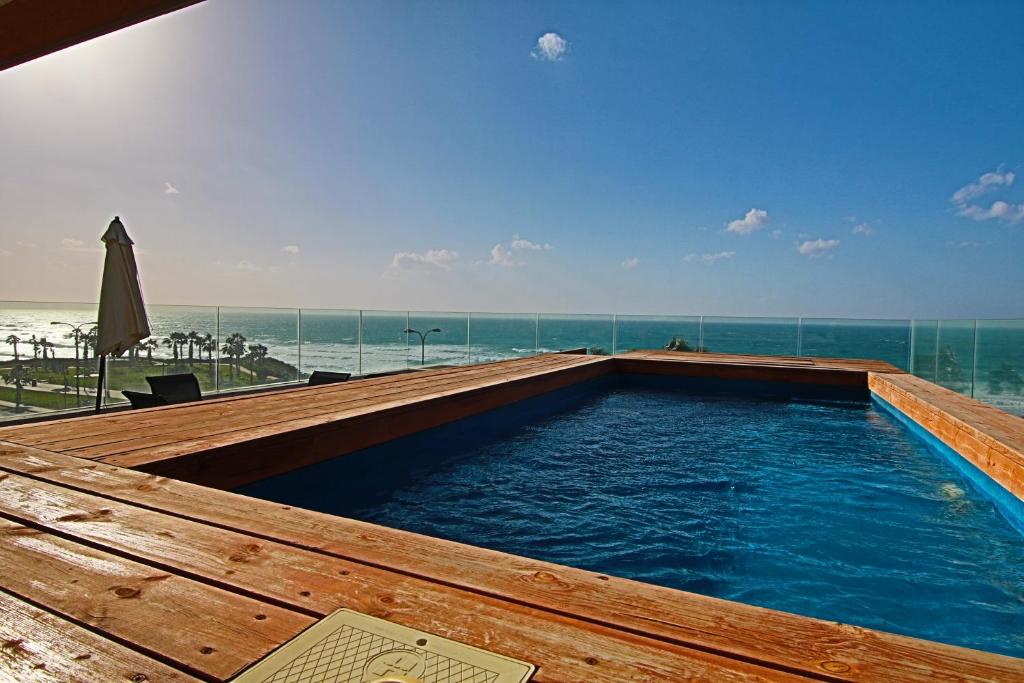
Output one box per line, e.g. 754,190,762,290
95,355,106,413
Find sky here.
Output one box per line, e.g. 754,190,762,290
1,0,1022,318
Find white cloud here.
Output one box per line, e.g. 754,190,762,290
851,222,875,236
391,249,457,271
281,245,300,255
771,229,783,240
532,32,568,61
511,234,553,251
947,240,986,248
164,182,179,194
61,237,84,249
234,259,260,272
683,251,735,265
951,168,1015,205
797,238,840,257
0,248,11,257
950,167,1023,224
726,208,769,234
958,200,1024,224
487,243,521,267
621,257,640,269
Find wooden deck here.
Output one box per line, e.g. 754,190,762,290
0,352,1022,682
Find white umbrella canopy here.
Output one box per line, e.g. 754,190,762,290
96,216,150,357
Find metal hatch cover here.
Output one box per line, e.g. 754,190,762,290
230,609,536,683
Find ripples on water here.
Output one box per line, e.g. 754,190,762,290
239,381,1024,656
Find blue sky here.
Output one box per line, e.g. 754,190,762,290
1,0,1022,317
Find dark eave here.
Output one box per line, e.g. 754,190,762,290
0,0,203,72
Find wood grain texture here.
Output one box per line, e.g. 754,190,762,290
0,354,611,488
0,517,312,681
0,471,801,683
0,589,198,683
869,372,1024,501
1,353,1022,682
2,443,1021,682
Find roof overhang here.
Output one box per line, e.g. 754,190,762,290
0,0,204,72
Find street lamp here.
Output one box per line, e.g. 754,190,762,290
403,327,441,366
51,321,95,405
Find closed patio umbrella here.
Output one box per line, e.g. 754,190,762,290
94,216,150,411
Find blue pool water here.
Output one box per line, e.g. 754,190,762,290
239,378,1024,657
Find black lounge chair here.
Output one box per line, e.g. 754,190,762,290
122,390,169,409
146,373,202,404
308,370,351,386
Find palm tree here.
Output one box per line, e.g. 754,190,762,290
162,335,179,361
200,333,214,362
186,331,200,364
246,343,268,383
5,334,21,362
3,365,32,412
220,333,246,381
29,335,40,367
81,327,98,362
39,337,54,368
141,338,159,361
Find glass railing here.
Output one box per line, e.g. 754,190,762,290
2,301,1022,421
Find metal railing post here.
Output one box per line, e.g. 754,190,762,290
698,315,704,352
296,309,302,380
357,310,363,376
908,320,915,374
971,319,979,398
612,313,618,355
466,312,472,364
535,313,540,353
796,317,803,356
215,306,221,392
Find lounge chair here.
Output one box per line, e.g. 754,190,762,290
308,370,351,386
122,390,169,409
146,373,202,404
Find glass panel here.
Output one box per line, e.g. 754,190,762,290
974,319,1024,417
469,312,538,363
217,307,300,391
934,319,975,395
105,304,219,406
406,311,469,367
799,318,911,370
299,309,360,378
0,301,99,416
538,314,614,355
614,315,702,353
360,310,410,375
700,317,799,356
911,320,938,382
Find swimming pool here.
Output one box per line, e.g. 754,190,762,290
239,376,1024,657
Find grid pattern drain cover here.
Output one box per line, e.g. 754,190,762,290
231,609,536,683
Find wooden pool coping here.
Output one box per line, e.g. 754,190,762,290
0,351,1021,682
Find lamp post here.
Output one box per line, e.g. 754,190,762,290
403,327,441,366
51,321,95,405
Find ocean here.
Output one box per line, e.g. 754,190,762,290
1,302,1022,416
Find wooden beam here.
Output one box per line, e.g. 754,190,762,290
0,0,203,72
2,443,1020,682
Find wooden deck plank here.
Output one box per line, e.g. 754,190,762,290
0,353,593,449
0,470,805,683
0,354,611,490
0,516,313,681
0,589,199,683
61,354,602,459
869,372,1024,501
616,350,905,373
2,444,1020,683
